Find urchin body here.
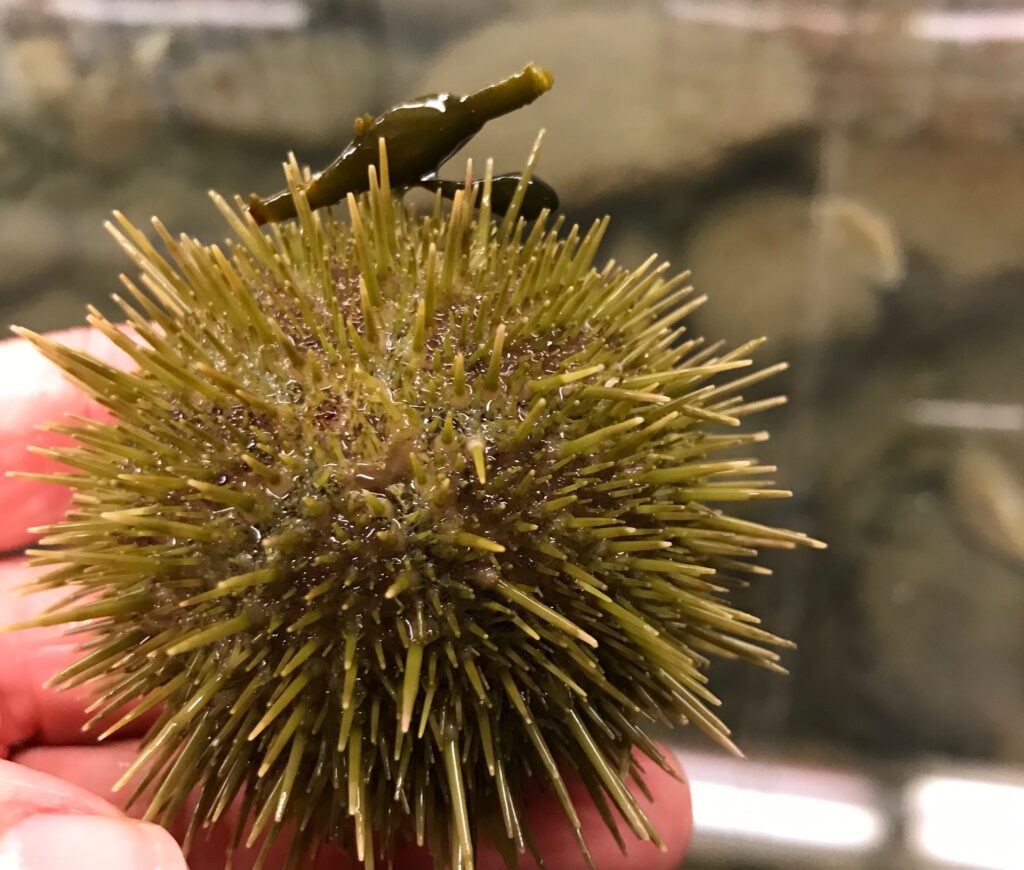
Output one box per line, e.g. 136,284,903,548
11,143,820,869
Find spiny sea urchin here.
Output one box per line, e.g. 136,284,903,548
7,76,822,870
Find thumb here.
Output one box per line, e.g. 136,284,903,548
0,761,187,870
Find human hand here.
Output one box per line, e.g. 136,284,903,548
0,328,693,869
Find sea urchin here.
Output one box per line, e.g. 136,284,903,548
7,100,822,870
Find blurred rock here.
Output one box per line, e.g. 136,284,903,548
854,471,1024,759
0,203,66,287
2,161,220,307
785,297,1024,762
170,32,378,147
0,127,32,194
949,445,1024,569
840,140,1024,286
3,286,99,334
662,17,814,172
65,55,160,168
416,8,814,206
789,422,1024,760
107,165,214,233
814,21,1024,144
64,166,223,284
600,224,666,273
810,20,942,140
24,168,101,211
1,35,76,112
130,29,172,76
685,191,903,353
817,196,905,286
927,40,1024,145
377,0,512,44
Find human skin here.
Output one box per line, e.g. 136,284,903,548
0,328,693,870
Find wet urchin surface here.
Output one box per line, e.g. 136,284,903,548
8,143,822,869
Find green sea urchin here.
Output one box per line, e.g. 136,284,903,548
7,119,822,868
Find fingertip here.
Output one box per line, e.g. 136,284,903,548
0,561,162,750
0,813,188,870
0,326,123,550
0,758,123,825
0,563,87,752
636,748,692,868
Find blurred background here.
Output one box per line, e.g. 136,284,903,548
1,0,1022,867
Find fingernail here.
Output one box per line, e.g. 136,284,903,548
0,813,188,870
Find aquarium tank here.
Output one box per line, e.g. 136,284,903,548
1,1,1022,868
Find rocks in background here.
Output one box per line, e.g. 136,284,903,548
601,224,674,273
661,15,815,177
0,204,66,287
853,470,1024,759
949,445,1024,569
814,20,1024,144
1,30,165,169
839,141,1024,286
0,158,234,334
782,297,1024,762
1,35,76,113
375,0,514,45
3,286,101,334
685,191,903,353
416,7,814,206
0,125,34,194
169,32,379,147
66,54,160,167
61,167,216,281
811,20,945,140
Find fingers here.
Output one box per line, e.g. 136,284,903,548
3,816,188,870
19,740,690,870
0,758,187,870
0,560,84,753
17,741,354,870
0,327,125,552
0,559,157,754
0,756,120,822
